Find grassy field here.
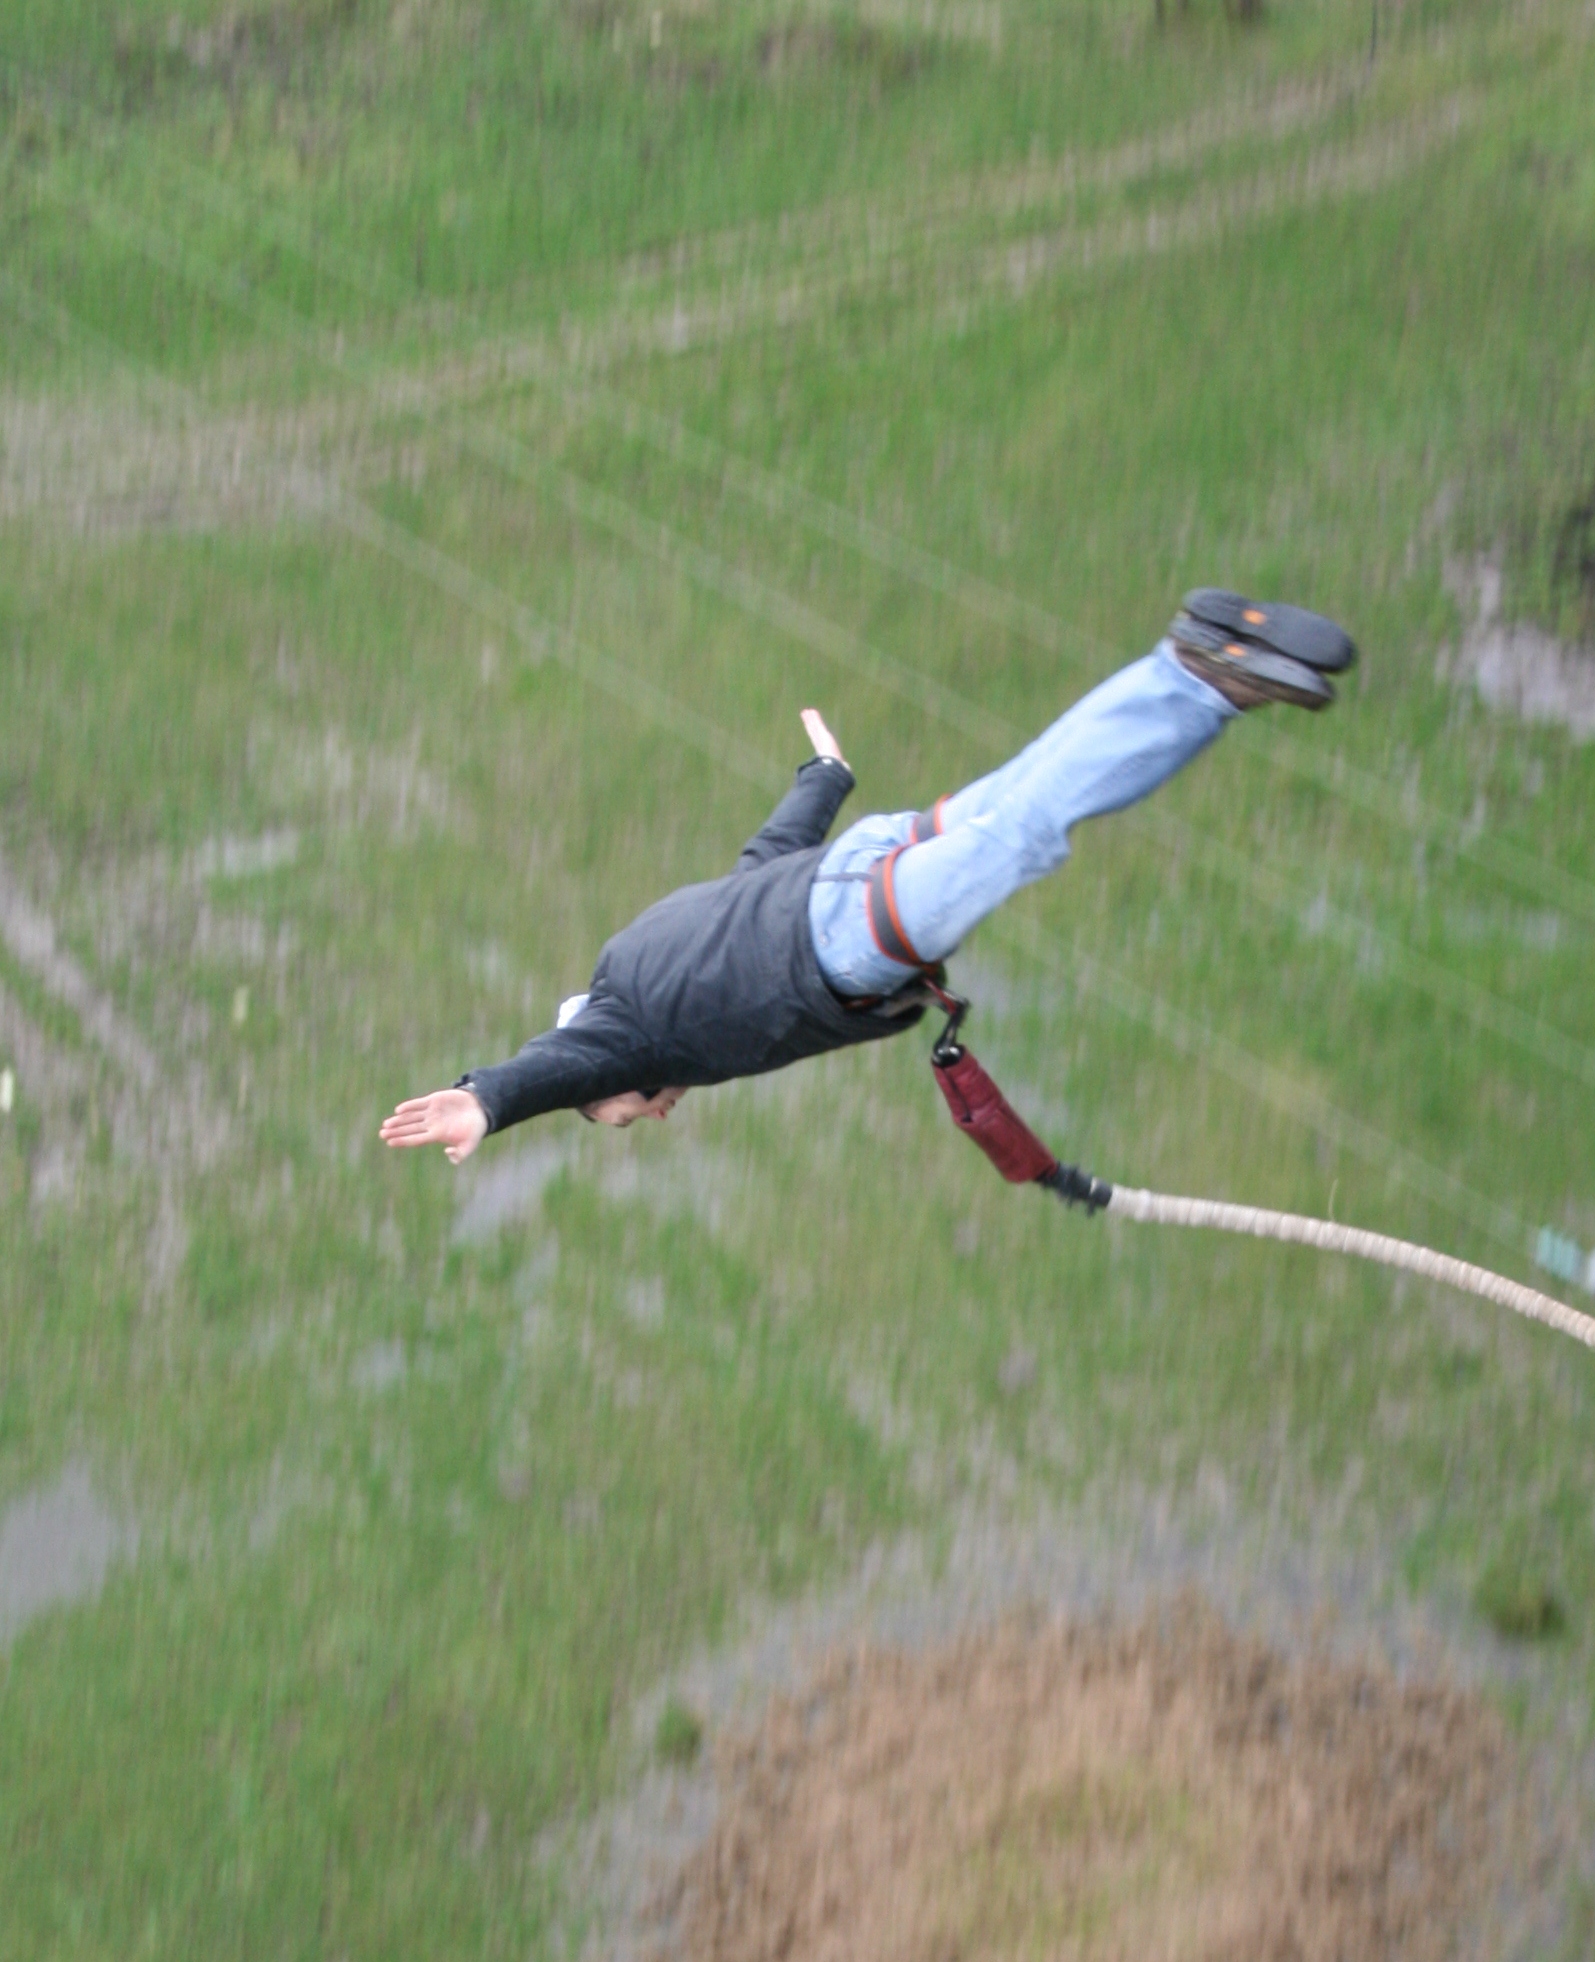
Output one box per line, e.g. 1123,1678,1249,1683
2,0,1595,1950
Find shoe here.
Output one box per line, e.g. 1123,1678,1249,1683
1169,591,1356,712
1170,618,1334,709
1181,590,1357,671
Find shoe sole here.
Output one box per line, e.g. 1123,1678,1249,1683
1170,623,1336,709
1181,589,1357,673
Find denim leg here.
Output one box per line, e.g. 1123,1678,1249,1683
894,644,1232,958
807,809,919,997
808,644,1234,993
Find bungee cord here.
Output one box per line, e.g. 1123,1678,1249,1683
1103,1186,1595,1352
930,1001,1595,1353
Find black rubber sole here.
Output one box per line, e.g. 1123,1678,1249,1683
1181,589,1357,673
1170,630,1335,710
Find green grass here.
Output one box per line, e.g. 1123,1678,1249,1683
2,0,1595,1952
655,1694,705,1765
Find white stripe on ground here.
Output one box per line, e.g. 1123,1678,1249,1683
0,848,160,1090
483,103,1476,377
576,70,1367,297
165,68,1366,345
146,92,1471,412
983,100,1473,302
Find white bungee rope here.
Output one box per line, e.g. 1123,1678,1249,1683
931,983,1594,1353
1104,1185,1595,1351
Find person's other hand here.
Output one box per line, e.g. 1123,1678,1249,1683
583,1086,688,1127
800,708,847,768
379,1087,489,1164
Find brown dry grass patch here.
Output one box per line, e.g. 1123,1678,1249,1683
658,1598,1523,1962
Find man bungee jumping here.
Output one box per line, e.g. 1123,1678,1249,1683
379,591,1355,1164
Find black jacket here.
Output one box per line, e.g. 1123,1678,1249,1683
461,757,925,1132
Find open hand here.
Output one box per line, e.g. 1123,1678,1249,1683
379,1087,489,1164
800,708,846,767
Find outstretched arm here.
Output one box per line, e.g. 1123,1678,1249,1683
734,710,855,872
383,1000,659,1157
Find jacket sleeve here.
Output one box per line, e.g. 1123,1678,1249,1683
458,997,658,1133
734,756,856,872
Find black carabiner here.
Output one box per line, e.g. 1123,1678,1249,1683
930,990,969,1067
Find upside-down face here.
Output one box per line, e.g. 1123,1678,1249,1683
581,1087,688,1127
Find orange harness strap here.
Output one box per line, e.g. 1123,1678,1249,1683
908,796,947,845
866,845,937,973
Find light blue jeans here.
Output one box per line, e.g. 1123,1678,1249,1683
808,643,1235,997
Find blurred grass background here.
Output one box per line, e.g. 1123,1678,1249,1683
2,0,1594,1950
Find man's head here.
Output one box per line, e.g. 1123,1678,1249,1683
581,1086,688,1127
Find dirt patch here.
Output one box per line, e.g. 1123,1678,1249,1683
653,1598,1526,1962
